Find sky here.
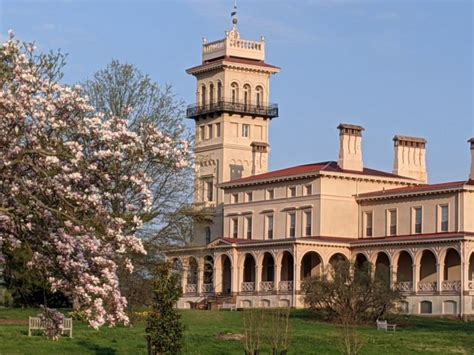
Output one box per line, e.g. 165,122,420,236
1,0,472,183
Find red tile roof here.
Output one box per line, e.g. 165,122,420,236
220,161,411,188
357,180,469,199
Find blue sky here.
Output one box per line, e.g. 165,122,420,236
1,0,472,183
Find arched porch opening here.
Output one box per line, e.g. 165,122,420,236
374,252,390,286
261,252,275,292
242,254,256,292
202,255,214,293
419,250,437,292
186,257,198,294
222,254,232,295
300,251,323,280
280,251,294,292
443,248,461,291
396,251,413,292
354,253,369,270
469,253,474,286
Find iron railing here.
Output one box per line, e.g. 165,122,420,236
186,101,278,119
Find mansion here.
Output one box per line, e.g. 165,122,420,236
166,17,474,317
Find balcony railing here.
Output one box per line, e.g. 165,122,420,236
394,281,413,293
201,283,214,293
441,280,461,291
241,282,255,292
186,101,278,119
185,284,197,294
418,282,437,292
279,281,293,292
260,281,274,293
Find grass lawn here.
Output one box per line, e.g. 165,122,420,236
0,308,473,354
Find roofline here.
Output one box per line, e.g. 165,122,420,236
186,57,280,75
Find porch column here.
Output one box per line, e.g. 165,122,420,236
412,263,418,294
197,258,204,295
231,263,240,295
437,262,443,292
390,265,396,289
214,258,222,293
255,264,262,293
295,259,301,292
275,260,282,292
181,262,188,294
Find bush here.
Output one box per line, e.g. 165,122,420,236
146,262,184,354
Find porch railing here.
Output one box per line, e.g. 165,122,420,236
394,281,413,292
441,280,461,291
201,283,214,293
185,284,197,294
469,281,474,290
260,281,274,293
279,281,293,292
241,282,255,292
418,282,437,292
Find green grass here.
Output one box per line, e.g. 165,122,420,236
0,308,473,354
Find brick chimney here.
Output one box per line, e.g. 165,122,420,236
337,124,364,172
393,135,427,183
469,138,474,181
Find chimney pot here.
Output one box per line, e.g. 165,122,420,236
337,123,364,172
468,138,474,181
393,135,428,183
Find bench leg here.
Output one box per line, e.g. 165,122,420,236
28,329,31,337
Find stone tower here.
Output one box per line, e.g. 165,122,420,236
186,14,280,245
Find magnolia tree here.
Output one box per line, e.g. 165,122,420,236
0,32,189,328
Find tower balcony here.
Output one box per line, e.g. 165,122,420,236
186,101,278,120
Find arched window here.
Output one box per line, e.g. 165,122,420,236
209,83,214,105
231,82,239,104
255,86,264,107
217,81,223,103
201,84,206,106
205,227,211,244
243,84,251,107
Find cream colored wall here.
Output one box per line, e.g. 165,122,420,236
359,193,459,238
461,189,474,232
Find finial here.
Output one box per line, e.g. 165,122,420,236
230,0,238,31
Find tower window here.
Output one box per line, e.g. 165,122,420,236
215,123,221,137
207,124,213,139
246,192,253,202
209,83,214,105
243,84,251,106
217,81,223,102
232,193,239,204
245,216,252,239
267,189,274,200
231,82,239,104
413,207,422,234
364,211,373,237
242,124,250,138
288,186,296,197
440,205,449,232
206,180,213,202
201,84,206,106
205,227,211,244
387,209,397,236
304,210,312,236
255,86,263,107
305,184,312,195
199,126,205,141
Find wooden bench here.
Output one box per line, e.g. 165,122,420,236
218,303,237,311
376,319,396,332
28,316,73,338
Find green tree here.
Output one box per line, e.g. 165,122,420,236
146,262,184,355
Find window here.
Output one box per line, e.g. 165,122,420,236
246,192,253,202
266,214,274,240
304,210,312,236
243,84,251,106
288,212,296,238
440,205,449,232
255,86,263,107
414,207,422,234
205,227,211,244
288,186,296,197
388,209,397,236
231,217,238,238
207,124,213,139
305,184,312,196
217,81,222,102
199,126,205,141
209,83,214,104
245,216,252,239
200,85,206,106
206,181,213,202
364,211,373,237
231,82,239,104
267,189,274,200
242,124,250,138
232,193,239,204
215,123,221,137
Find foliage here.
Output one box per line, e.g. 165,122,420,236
303,260,402,325
0,32,189,328
242,309,264,355
146,262,184,355
266,307,291,355
38,305,65,341
337,324,364,355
